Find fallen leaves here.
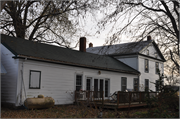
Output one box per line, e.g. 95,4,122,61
1,105,149,118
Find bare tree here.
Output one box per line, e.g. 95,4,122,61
97,0,179,75
1,1,8,11
0,0,97,48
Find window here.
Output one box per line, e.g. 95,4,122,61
145,59,149,73
105,79,109,97
146,49,149,55
156,80,160,92
94,79,99,98
154,52,158,58
134,78,139,91
86,77,91,91
155,62,159,74
29,70,41,89
145,79,149,92
121,77,127,91
76,75,82,91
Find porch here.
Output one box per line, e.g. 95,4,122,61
74,91,158,109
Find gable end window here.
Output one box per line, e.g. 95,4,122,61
76,75,82,91
146,49,149,55
145,59,149,73
29,70,41,89
121,77,127,91
155,62,159,74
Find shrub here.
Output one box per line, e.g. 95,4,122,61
145,72,179,118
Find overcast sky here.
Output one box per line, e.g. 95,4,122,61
72,8,133,50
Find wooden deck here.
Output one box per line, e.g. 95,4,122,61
75,91,158,109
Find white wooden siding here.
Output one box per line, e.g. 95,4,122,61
1,44,19,104
141,45,162,60
17,59,138,106
138,56,164,91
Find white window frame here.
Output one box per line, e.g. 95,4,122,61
29,70,41,89
121,77,127,91
145,59,149,73
75,74,83,91
155,62,159,74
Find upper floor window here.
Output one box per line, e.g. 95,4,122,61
145,59,149,73
76,75,82,91
121,77,127,91
155,62,159,74
146,49,149,55
29,70,41,89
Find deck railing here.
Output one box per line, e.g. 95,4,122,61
74,90,158,107
75,90,104,103
116,91,158,107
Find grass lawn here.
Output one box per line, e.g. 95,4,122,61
1,105,150,118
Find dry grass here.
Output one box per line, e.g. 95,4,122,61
1,104,150,118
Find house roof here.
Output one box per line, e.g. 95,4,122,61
1,34,140,75
86,40,166,61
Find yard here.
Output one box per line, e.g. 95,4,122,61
1,104,151,118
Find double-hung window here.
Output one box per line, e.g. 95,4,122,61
155,62,159,74
76,75,82,91
29,70,41,89
145,59,149,73
156,80,160,92
121,77,127,91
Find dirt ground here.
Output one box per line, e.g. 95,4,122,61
1,104,149,118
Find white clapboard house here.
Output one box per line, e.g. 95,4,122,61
1,34,141,107
87,36,166,92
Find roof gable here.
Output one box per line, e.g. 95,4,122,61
140,43,162,60
1,34,140,75
87,40,165,61
86,40,152,55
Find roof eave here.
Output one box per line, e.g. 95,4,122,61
138,53,166,62
13,55,140,75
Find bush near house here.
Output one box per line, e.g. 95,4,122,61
145,72,179,118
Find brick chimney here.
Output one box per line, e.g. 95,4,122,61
89,43,93,48
147,35,151,41
79,37,86,52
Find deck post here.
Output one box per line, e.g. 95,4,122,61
129,92,131,106
117,91,119,108
75,91,77,103
102,91,104,107
139,92,142,103
87,91,89,103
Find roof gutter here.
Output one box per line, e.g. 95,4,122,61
109,53,165,62
13,55,140,75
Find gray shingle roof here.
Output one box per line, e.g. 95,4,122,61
86,40,165,61
86,40,152,55
1,34,140,75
